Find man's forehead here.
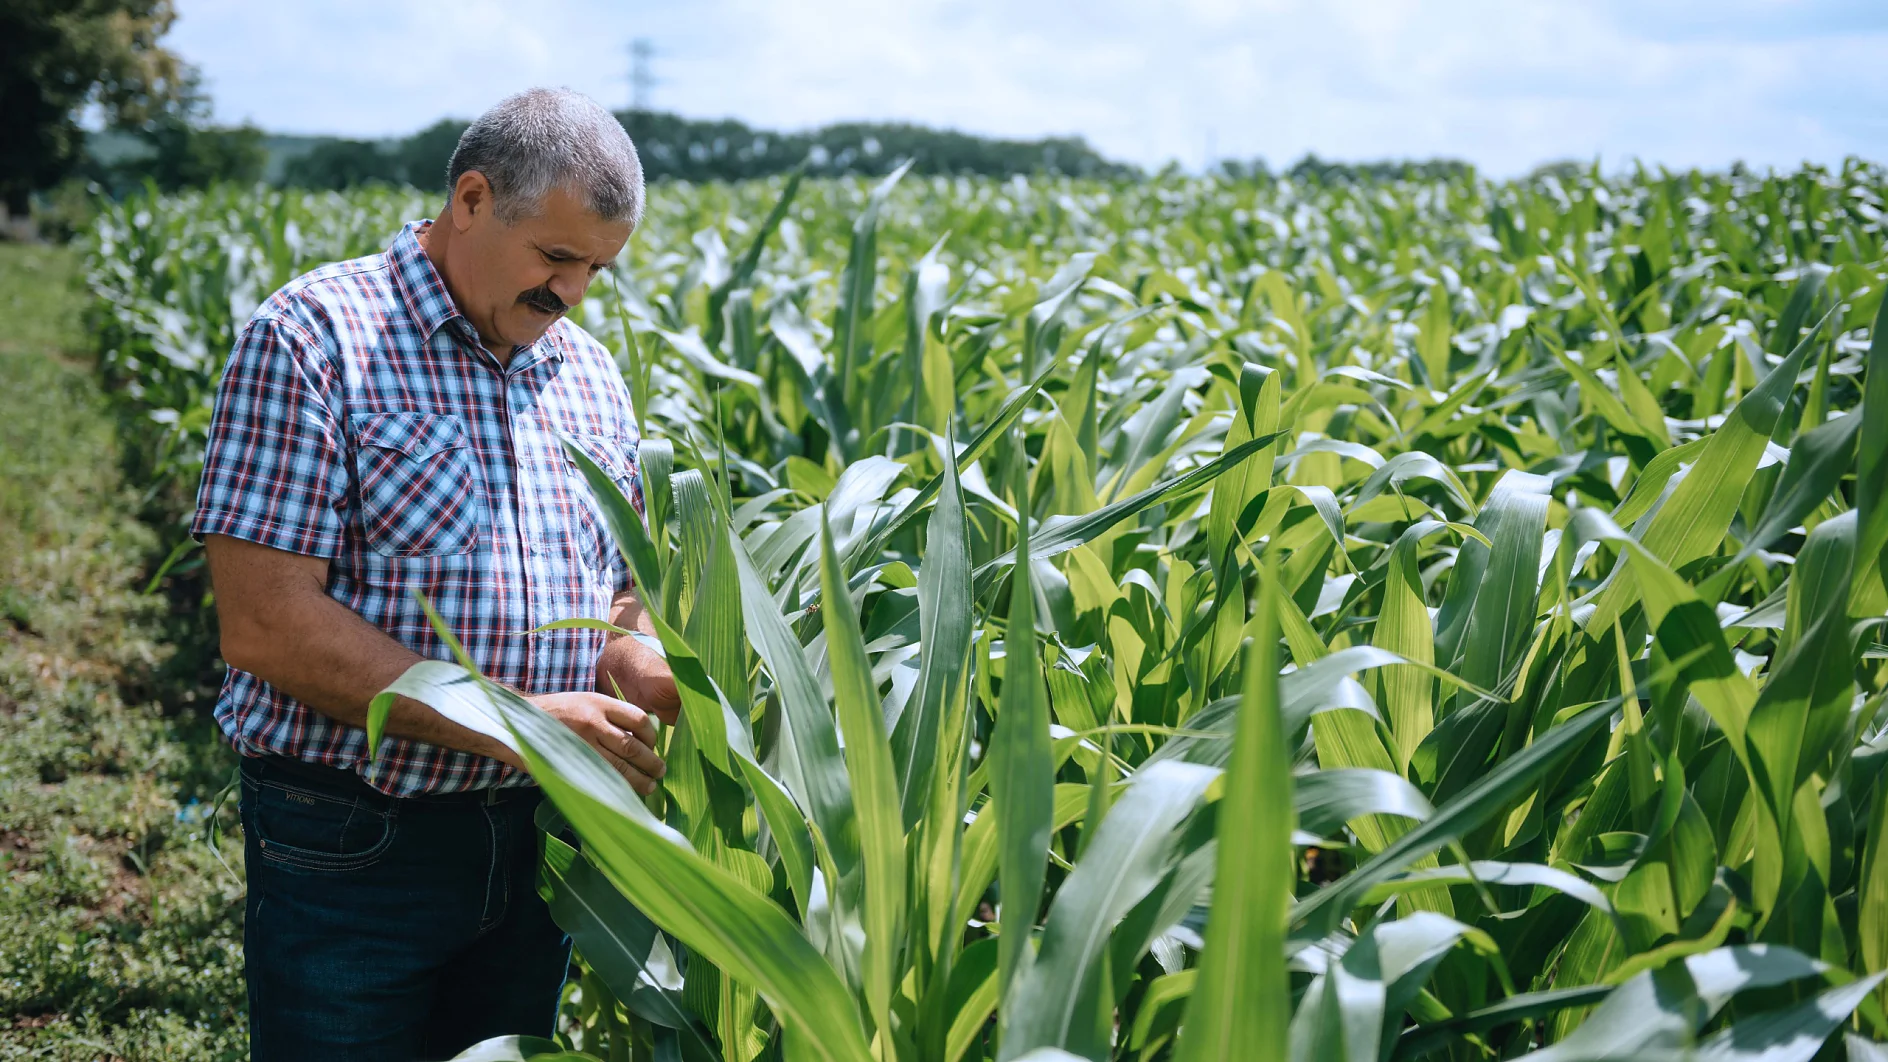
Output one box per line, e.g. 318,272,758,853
525,187,632,258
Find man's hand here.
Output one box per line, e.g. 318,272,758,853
529,691,666,795
598,590,680,725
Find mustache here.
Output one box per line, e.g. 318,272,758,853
517,285,567,315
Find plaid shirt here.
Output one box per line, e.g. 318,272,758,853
191,221,642,796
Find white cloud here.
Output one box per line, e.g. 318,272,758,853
168,0,1887,175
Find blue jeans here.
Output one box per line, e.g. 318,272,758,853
240,755,571,1061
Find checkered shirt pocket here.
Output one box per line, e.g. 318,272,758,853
350,412,484,558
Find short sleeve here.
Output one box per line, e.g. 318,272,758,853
190,312,348,558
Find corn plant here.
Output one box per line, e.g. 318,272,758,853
85,159,1888,1059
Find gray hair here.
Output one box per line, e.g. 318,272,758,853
446,88,644,228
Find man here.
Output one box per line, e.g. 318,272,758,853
193,88,678,1061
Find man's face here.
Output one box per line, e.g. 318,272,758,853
447,179,632,354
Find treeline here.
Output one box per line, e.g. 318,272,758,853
76,109,1482,201
174,111,1133,193
1215,153,1477,184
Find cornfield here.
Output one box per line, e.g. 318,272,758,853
84,159,1888,1061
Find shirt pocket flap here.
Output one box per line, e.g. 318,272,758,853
352,412,469,460
562,431,633,482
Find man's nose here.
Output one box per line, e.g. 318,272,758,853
547,272,585,308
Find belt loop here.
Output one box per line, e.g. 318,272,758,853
483,786,500,806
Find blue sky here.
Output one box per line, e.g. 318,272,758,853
169,0,1887,176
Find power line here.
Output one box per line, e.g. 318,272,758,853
629,38,660,112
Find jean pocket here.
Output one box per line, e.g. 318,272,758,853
246,779,396,872
352,411,485,558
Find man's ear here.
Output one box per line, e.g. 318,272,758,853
449,171,492,233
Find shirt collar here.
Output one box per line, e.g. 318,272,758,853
388,221,459,341
387,220,565,365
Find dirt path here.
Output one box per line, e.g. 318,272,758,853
0,243,246,1062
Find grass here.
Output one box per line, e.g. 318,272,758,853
0,242,245,1061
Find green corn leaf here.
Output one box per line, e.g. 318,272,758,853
1689,973,1885,1061
944,938,1000,1062
1293,910,1492,1062
539,835,710,1040
990,450,1055,1013
640,437,675,564
834,160,913,410
1431,471,1550,803
816,506,906,1040
891,428,974,829
1744,512,1859,881
1714,411,1859,580
1293,698,1617,943
1585,312,1827,633
952,785,1092,946
728,526,865,982
971,430,1287,597
1375,521,1447,774
1001,760,1220,1060
1294,768,1434,837
634,596,817,919
1852,289,1888,611
1355,860,1613,916
705,168,802,351
367,657,517,761
1611,436,1710,529
390,660,874,1062
1523,945,1829,1062
1389,986,1617,1060
1206,362,1281,565
562,436,665,607
1176,564,1292,1062
846,359,1062,571
1861,769,1888,1006
730,528,857,859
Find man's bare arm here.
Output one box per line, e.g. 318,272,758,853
206,534,666,793
598,589,680,725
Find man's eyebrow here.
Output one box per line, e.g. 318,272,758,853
539,244,613,268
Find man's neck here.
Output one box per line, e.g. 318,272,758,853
415,214,513,364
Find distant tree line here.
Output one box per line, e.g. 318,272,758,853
1215,153,1477,184
256,123,1481,193
71,103,1487,206
260,110,1134,193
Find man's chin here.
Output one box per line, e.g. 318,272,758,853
505,312,560,349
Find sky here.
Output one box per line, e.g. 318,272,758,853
168,0,1888,177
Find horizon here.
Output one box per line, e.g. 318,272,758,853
168,0,1886,179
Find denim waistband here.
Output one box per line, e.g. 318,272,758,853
241,754,539,808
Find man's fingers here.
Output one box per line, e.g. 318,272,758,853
602,700,659,751
588,701,664,780
594,744,659,796
607,726,666,780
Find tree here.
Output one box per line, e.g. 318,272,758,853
0,0,189,215
392,118,469,194
129,108,266,190
281,137,402,191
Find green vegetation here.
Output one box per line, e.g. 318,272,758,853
74,159,1888,1060
0,243,244,1060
